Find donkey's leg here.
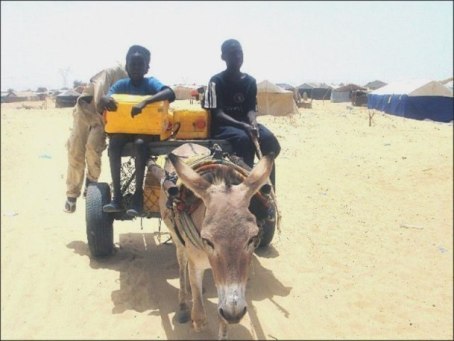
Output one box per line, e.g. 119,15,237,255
176,246,190,323
188,260,207,332
161,214,191,324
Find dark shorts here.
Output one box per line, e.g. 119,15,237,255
212,124,280,167
107,133,156,157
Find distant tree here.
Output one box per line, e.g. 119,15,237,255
59,67,71,88
36,87,48,93
7,88,15,94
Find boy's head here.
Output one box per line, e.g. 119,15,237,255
221,39,243,70
125,45,151,81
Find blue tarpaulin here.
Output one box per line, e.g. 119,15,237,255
367,80,453,123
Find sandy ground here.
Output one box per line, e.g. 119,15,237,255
1,99,453,340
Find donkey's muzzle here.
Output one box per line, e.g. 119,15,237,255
219,305,247,324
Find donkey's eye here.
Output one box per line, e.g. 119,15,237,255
202,238,214,250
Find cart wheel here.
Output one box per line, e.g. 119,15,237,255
258,206,276,248
86,182,114,258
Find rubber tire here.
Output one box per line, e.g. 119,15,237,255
258,206,276,248
86,182,114,258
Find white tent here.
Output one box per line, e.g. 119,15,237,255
256,80,299,116
330,84,366,103
173,84,199,100
370,79,453,97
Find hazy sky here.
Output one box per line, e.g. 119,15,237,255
1,1,453,91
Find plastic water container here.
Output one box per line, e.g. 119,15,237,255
171,107,211,139
103,94,170,139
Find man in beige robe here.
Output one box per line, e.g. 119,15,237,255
64,65,127,213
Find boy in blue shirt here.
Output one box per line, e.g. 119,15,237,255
100,45,175,216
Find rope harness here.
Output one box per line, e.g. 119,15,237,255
164,150,275,249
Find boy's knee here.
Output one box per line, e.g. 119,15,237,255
135,138,152,161
134,138,144,146
261,135,281,158
134,138,147,155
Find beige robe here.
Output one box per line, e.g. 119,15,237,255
65,65,127,198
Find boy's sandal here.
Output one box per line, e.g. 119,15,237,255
103,202,123,213
126,208,139,217
126,208,144,217
64,199,76,213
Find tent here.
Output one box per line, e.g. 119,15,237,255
1,91,20,103
440,77,453,91
330,84,366,103
56,89,80,108
364,80,387,90
256,80,299,116
297,82,332,100
276,83,295,91
173,84,201,100
367,79,453,122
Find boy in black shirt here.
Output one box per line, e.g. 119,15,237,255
203,39,280,186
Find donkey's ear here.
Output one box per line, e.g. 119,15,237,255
239,153,275,200
168,153,211,200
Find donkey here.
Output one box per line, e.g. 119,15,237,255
157,143,274,339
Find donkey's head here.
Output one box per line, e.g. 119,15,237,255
168,153,274,324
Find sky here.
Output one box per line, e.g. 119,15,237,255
1,1,453,91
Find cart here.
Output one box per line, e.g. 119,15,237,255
85,139,278,258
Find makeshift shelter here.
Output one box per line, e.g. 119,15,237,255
297,82,332,100
364,80,387,90
351,90,369,107
55,89,80,108
257,80,299,116
367,79,453,123
1,91,20,103
330,84,366,103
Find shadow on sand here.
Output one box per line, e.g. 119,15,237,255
67,232,291,340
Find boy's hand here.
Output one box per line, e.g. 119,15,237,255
248,116,260,138
243,123,259,138
131,102,145,117
100,96,117,111
251,123,260,138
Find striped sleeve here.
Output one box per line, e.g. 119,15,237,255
203,80,217,109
